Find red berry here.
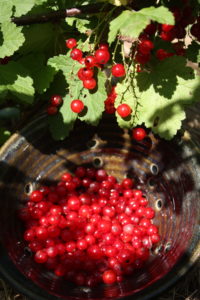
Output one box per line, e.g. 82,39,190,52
34,250,48,264
83,78,97,90
160,30,175,42
135,52,150,64
95,49,110,64
61,172,72,182
132,127,147,141
50,95,63,107
67,195,81,210
156,49,169,61
85,56,97,68
99,43,109,50
47,106,58,115
144,207,155,219
66,38,77,49
71,99,84,113
70,48,83,61
161,24,174,32
77,68,94,80
144,22,157,35
35,227,48,240
116,104,132,118
102,270,117,284
24,229,35,241
87,245,103,259
111,64,126,77
30,190,43,202
138,40,154,55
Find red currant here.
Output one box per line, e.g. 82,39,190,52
83,78,96,90
85,56,97,68
70,48,83,61
47,106,58,115
132,127,147,141
111,64,125,77
161,24,174,32
95,49,110,64
50,95,63,107
116,104,132,118
66,38,77,49
77,68,94,81
71,99,84,113
102,270,117,284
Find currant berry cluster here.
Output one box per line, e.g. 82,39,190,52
134,2,200,67
47,95,63,115
66,39,129,116
19,167,160,286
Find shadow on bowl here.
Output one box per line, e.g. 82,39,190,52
0,114,199,300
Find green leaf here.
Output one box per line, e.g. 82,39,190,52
78,70,107,125
66,17,90,34
108,6,174,44
136,56,200,140
0,0,13,23
12,0,35,17
20,54,56,94
48,94,77,140
19,23,56,55
0,61,34,104
139,6,174,24
48,54,81,83
114,81,137,128
186,41,200,64
0,22,25,58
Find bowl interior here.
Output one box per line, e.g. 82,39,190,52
0,114,199,300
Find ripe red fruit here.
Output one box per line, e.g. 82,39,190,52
34,250,48,264
161,24,174,32
102,270,117,284
77,68,94,81
66,38,77,49
71,99,84,113
21,166,160,286
95,49,110,64
85,56,97,68
132,127,147,141
47,106,58,115
156,49,169,61
138,40,154,55
70,48,83,61
99,43,109,50
160,30,175,42
83,78,97,90
111,64,126,77
144,22,157,35
135,52,150,64
30,190,43,202
50,95,63,107
116,104,132,118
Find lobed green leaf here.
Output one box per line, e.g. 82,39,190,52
0,22,25,58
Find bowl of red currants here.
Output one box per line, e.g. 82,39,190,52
0,113,199,300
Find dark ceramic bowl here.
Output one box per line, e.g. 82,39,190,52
0,113,199,300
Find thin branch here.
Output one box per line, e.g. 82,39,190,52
12,3,114,26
